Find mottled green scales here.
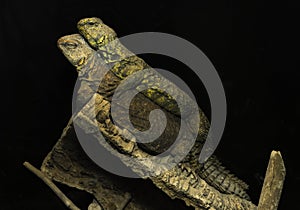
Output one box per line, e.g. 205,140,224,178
57,18,257,209
77,17,250,199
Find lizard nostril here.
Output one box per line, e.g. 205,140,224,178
57,38,64,46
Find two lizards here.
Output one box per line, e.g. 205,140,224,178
57,17,257,209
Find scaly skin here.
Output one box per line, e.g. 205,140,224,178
74,90,256,209
57,34,256,209
75,17,251,199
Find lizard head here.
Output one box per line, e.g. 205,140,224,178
77,17,117,49
57,34,94,70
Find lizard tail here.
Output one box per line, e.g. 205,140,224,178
198,155,251,200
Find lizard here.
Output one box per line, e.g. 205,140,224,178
57,33,257,209
75,17,250,199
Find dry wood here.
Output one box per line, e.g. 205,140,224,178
257,151,286,210
88,200,102,210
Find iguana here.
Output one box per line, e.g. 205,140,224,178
76,17,250,198
57,26,256,209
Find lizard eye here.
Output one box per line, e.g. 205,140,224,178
64,42,78,49
87,21,97,26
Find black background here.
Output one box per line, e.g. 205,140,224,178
1,0,299,209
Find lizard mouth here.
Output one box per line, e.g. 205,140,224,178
76,57,86,67
83,33,98,48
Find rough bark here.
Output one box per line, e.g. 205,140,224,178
40,119,193,210
257,151,286,210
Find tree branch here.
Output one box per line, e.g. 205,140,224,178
23,161,81,210
257,151,286,210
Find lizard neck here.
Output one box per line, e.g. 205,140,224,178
98,39,135,64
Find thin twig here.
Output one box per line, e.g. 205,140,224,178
23,161,81,210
